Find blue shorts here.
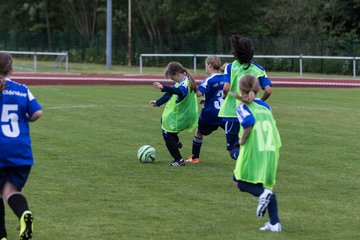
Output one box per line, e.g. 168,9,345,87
225,121,240,151
198,117,225,136
0,166,31,191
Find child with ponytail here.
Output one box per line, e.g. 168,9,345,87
150,61,198,167
0,52,42,239
186,55,226,164
219,35,272,160
231,75,282,232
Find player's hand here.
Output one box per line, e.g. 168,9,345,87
239,138,246,145
199,99,205,105
149,100,157,107
153,82,163,90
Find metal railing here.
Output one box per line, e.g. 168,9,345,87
0,50,68,72
139,53,360,77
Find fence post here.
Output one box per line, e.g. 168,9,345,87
353,57,356,78
139,54,143,74
299,54,303,78
34,53,37,72
193,55,197,76
65,52,69,73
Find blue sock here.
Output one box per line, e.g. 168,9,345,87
192,136,203,158
8,193,29,219
268,193,280,224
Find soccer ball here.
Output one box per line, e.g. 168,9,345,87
137,145,156,163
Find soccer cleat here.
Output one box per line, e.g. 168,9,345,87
259,222,281,232
256,189,273,218
1,237,7,240
185,157,201,164
19,210,33,240
168,159,185,167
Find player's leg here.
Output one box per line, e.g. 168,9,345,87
233,177,263,197
186,118,218,164
2,167,33,239
233,177,273,217
259,197,281,233
259,193,281,231
0,172,7,239
233,177,281,232
0,191,6,239
225,121,240,160
186,128,203,164
173,134,183,149
162,130,185,166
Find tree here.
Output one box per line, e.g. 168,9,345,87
66,0,103,47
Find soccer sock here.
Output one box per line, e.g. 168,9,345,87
7,193,29,219
192,136,203,158
0,199,7,238
268,193,280,224
162,130,182,161
236,180,264,197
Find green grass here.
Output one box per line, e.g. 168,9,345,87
4,86,360,239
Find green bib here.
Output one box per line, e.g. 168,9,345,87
218,61,267,118
161,80,198,133
234,102,282,189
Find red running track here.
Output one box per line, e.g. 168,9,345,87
10,73,360,88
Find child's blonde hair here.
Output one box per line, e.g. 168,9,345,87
165,61,197,92
232,75,260,104
205,55,221,71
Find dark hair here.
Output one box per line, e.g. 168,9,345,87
205,55,221,71
164,61,197,92
0,52,13,91
231,35,254,67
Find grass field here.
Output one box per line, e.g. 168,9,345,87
4,86,360,239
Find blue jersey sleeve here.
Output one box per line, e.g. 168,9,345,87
236,104,255,129
223,63,232,84
156,92,172,106
27,89,42,117
161,82,188,103
198,77,212,96
258,75,272,90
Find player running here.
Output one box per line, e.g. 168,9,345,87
0,52,42,240
186,56,226,164
232,74,282,232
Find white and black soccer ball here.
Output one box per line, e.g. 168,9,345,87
137,145,156,163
